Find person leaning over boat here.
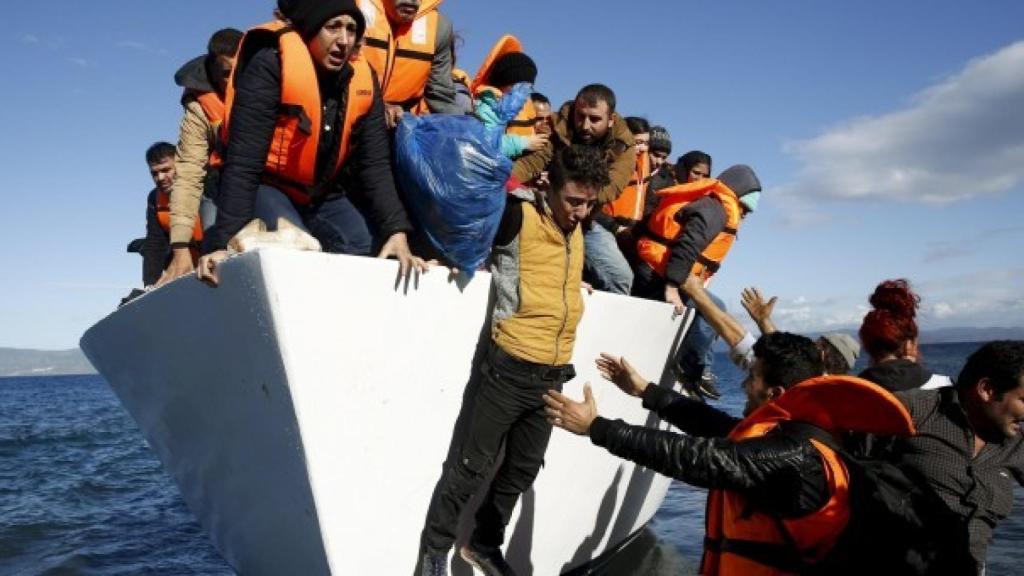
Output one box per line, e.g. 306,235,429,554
871,340,1024,574
418,145,609,576
141,142,203,288
522,84,635,294
157,28,242,287
357,0,460,128
197,0,426,286
858,279,953,391
545,332,914,575
633,164,762,400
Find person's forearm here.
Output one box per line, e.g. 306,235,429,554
686,283,746,347
642,384,740,437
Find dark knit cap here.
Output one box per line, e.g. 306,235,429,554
488,52,538,88
284,0,366,41
649,126,672,154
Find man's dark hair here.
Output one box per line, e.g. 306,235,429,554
817,337,852,375
956,340,1024,397
753,332,824,389
575,83,616,113
549,144,610,195
624,116,650,136
207,28,243,57
145,141,177,165
530,92,550,105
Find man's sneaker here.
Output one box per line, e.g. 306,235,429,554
420,551,448,576
697,371,722,400
459,542,517,576
671,362,708,402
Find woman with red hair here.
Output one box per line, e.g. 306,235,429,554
858,279,952,391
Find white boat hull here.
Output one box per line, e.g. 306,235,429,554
80,249,684,575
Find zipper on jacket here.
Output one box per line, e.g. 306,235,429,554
553,237,570,365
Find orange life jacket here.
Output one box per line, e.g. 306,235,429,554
471,35,537,136
359,0,441,111
185,90,227,166
603,149,651,223
702,375,915,575
156,190,203,243
636,179,742,281
219,21,376,205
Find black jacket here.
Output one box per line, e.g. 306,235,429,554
859,359,940,392
589,385,830,519
203,46,411,253
142,189,170,286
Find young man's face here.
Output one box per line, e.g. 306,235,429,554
633,132,650,157
742,359,779,417
212,54,237,95
572,99,612,144
650,150,669,171
149,157,176,194
306,15,360,72
974,375,1024,440
549,181,598,233
686,162,711,183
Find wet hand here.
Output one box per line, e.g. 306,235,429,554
196,250,230,287
155,248,196,288
543,384,597,436
595,353,648,397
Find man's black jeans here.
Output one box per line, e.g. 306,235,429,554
422,343,575,552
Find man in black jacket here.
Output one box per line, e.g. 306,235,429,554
198,0,425,286
544,333,841,572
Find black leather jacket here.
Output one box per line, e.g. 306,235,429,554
589,385,830,518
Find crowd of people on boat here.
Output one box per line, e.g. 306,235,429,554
127,1,1023,575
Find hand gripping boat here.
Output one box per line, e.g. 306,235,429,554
80,249,689,575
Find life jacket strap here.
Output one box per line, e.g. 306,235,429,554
696,254,721,274
704,535,807,573
364,37,389,50
394,47,433,62
278,103,313,135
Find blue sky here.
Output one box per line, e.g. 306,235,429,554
1,0,1022,349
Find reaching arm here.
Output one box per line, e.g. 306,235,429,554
742,286,778,335
170,100,210,246
680,275,748,348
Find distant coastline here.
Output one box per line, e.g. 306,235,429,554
3,326,1023,378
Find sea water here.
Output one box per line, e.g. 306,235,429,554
1,343,1020,575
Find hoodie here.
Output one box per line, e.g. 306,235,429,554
662,164,761,285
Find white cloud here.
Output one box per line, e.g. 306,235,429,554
777,41,1024,205
66,57,91,68
20,34,39,45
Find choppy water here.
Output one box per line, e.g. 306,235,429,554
1,343,1020,575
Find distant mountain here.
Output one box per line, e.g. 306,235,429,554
918,326,1024,344
0,348,96,377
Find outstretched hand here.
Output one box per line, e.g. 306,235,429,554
543,384,598,436
741,286,778,334
595,353,649,397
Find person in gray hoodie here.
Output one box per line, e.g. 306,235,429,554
633,164,763,400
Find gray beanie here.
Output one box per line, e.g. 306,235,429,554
649,126,672,155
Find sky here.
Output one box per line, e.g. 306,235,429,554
1,0,1022,350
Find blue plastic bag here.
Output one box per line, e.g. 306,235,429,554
395,112,518,277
